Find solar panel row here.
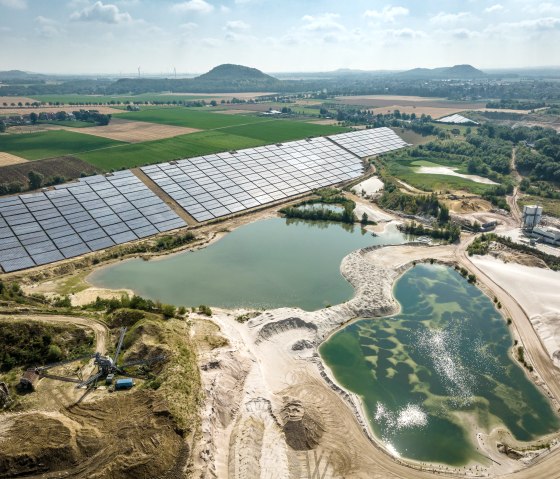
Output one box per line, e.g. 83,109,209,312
0,171,186,272
328,127,409,159
141,137,364,222
0,127,408,273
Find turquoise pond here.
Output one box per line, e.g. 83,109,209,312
320,264,560,465
89,217,407,311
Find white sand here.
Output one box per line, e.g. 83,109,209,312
416,166,498,185
471,255,560,364
352,176,384,197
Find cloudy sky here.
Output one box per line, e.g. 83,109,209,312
0,0,559,74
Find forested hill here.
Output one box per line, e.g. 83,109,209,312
398,64,486,79
196,64,278,82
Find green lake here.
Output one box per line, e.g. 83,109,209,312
89,217,407,310
320,264,560,466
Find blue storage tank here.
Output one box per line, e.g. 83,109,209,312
114,378,134,390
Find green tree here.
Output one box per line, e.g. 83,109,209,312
0,121,6,133
29,112,38,124
28,170,44,190
361,212,369,225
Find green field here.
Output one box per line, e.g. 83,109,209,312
114,107,268,129
77,130,267,170
217,120,345,142
0,130,124,161
77,118,346,170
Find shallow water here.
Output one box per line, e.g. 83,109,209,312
89,217,407,311
294,203,345,213
320,264,559,465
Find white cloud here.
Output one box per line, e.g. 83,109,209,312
35,16,62,38
0,0,26,9
487,17,560,34
171,0,214,14
180,22,198,31
224,20,250,31
533,2,560,15
383,27,426,39
70,1,133,23
301,13,345,32
430,11,473,25
364,5,409,23
220,5,230,13
450,28,479,39
201,37,220,47
485,4,505,13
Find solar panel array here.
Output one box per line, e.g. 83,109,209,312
328,127,408,158
0,171,186,272
436,114,478,125
141,137,363,223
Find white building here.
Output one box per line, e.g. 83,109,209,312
533,226,560,246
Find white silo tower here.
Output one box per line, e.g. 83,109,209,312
522,205,543,230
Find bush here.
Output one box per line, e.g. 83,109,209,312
198,305,212,316
162,304,176,319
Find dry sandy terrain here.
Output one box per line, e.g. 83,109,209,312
308,118,340,125
416,166,498,185
0,151,27,166
0,96,38,105
352,176,384,197
47,118,200,143
370,104,465,118
0,105,121,115
190,240,560,478
213,109,254,115
470,255,560,366
475,108,532,115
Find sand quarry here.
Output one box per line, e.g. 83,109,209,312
4,195,560,478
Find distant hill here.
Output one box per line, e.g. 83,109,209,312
0,70,45,80
398,64,485,79
195,64,278,83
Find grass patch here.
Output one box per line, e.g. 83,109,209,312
0,130,124,160
114,107,266,129
387,160,493,195
518,195,560,218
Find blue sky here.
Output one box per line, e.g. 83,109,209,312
0,0,559,74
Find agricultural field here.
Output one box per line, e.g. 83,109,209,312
77,130,268,170
77,118,345,170
114,107,268,129
215,119,345,142
0,156,97,185
0,130,124,160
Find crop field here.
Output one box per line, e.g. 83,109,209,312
77,118,346,170
77,130,268,170
114,107,268,129
216,119,345,142
0,130,124,160
0,156,98,184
